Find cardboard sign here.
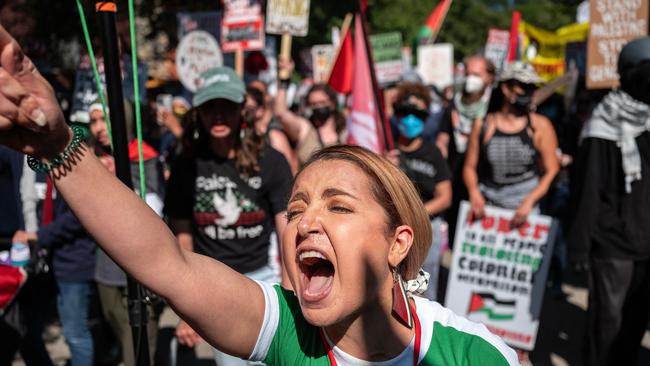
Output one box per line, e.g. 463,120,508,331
445,202,557,351
484,28,510,76
587,0,649,89
176,30,224,92
311,44,334,83
221,1,265,52
417,43,453,90
370,32,404,85
265,0,310,36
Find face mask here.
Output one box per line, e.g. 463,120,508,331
398,114,424,139
511,92,533,113
464,75,485,94
308,106,332,126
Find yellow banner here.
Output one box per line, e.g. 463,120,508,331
518,22,589,81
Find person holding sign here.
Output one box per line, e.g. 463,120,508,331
0,26,519,366
463,62,559,227
274,58,347,166
569,37,650,366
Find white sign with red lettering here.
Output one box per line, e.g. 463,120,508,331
445,201,557,350
176,30,223,92
221,1,265,52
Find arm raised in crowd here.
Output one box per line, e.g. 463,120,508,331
273,58,309,143
0,24,265,360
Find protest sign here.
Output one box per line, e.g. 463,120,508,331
311,44,334,83
70,56,147,123
370,32,403,85
176,30,224,92
177,11,221,40
484,28,510,76
265,0,310,36
445,201,557,351
518,21,589,82
417,43,453,90
586,0,649,89
221,1,265,53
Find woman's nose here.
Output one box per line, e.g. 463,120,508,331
297,209,323,237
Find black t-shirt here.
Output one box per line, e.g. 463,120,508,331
164,146,292,273
399,140,452,205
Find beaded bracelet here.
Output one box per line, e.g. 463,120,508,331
27,126,85,173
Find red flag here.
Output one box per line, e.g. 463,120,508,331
419,0,453,42
507,11,521,63
327,23,353,94
346,16,385,154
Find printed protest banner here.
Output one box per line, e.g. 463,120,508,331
311,44,335,83
221,1,265,52
518,21,589,82
445,201,557,350
586,0,649,89
265,0,310,36
484,28,510,76
370,32,403,85
176,30,224,92
70,55,147,123
417,43,453,91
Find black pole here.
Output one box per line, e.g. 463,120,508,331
357,4,394,151
96,2,150,365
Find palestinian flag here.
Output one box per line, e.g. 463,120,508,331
467,292,516,321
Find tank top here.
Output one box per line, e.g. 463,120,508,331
478,114,538,188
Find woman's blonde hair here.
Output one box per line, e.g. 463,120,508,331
298,145,432,280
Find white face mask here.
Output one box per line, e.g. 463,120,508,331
464,75,485,94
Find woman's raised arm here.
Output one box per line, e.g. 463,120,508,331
0,25,265,359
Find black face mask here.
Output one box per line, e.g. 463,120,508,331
621,62,650,105
512,93,533,113
308,106,333,126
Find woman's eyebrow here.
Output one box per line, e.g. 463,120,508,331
288,191,309,204
322,188,357,200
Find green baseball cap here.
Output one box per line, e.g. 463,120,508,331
192,67,246,107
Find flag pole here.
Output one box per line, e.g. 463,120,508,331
357,3,394,151
95,2,150,365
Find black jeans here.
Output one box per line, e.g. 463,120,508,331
584,257,650,366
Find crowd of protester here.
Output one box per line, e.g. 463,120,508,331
0,6,649,366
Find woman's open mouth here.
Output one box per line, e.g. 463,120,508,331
298,250,335,303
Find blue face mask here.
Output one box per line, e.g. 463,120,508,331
398,114,424,139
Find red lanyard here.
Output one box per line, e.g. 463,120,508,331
319,302,422,366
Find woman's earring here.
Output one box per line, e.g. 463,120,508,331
193,129,199,140
392,270,413,328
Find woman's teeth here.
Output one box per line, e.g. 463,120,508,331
299,250,326,261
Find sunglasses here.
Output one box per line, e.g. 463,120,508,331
393,103,429,121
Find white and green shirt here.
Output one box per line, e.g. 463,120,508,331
249,282,519,366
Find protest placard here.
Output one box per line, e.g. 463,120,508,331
417,43,453,90
311,44,334,83
370,32,403,85
587,0,649,89
70,55,147,123
265,0,310,36
484,28,510,76
176,30,224,92
445,201,557,351
221,1,265,53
